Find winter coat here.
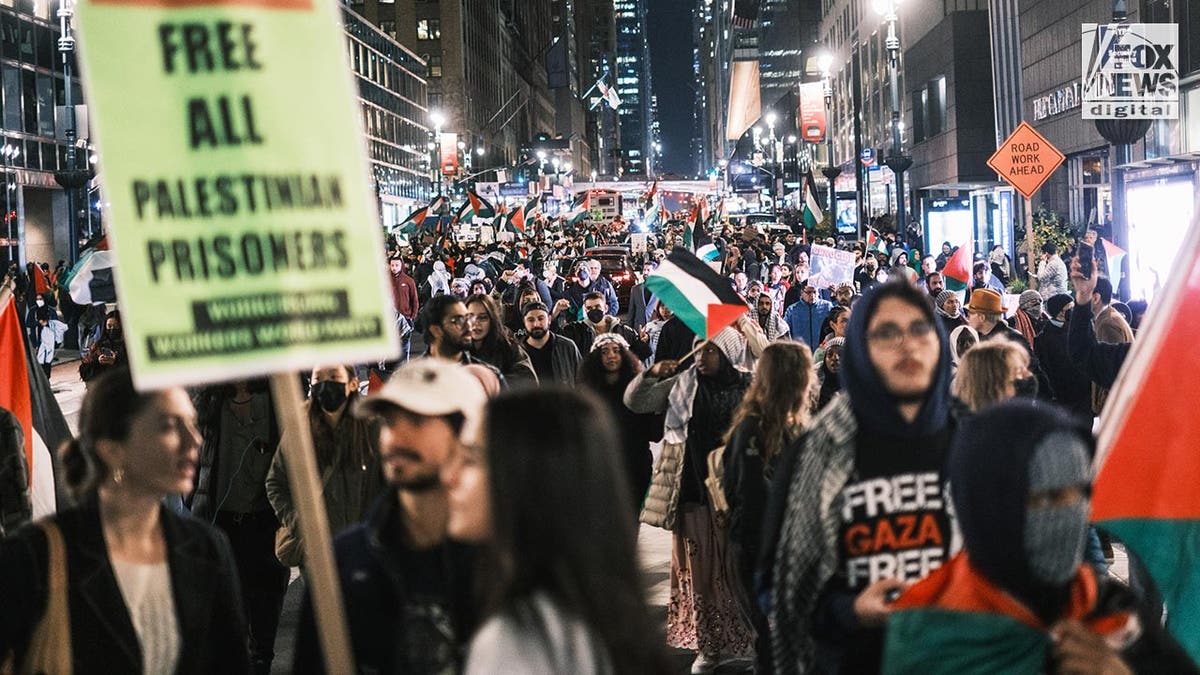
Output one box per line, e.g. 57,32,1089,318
188,389,281,522
526,333,582,386
265,400,385,565
783,298,833,348
389,271,420,321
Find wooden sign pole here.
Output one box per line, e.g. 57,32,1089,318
268,374,355,674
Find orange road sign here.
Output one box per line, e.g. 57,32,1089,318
986,121,1065,200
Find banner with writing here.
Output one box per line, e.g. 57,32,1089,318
75,0,399,389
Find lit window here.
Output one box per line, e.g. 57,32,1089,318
417,19,441,40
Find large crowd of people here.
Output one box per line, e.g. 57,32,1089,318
0,215,1194,675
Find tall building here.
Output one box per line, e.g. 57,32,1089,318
614,0,656,176
693,0,735,174
1,1,89,269
759,0,810,111
341,8,434,225
550,0,595,177
578,0,621,176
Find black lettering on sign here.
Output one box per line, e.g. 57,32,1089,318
159,22,263,75
187,95,264,149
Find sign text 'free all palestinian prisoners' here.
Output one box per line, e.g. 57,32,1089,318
75,0,398,389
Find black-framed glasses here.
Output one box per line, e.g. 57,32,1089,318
866,320,935,348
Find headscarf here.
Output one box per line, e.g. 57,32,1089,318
662,327,746,444
591,332,630,352
1014,290,1042,345
949,325,980,365
841,281,953,439
428,261,452,296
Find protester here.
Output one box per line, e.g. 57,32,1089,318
0,368,250,674
934,241,953,270
628,259,658,330
766,280,956,674
722,342,814,674
783,284,833,348
934,289,966,333
953,338,1035,413
1037,242,1070,298
988,244,1012,285
389,256,420,363
189,379,285,675
78,310,127,383
813,336,845,413
464,293,538,386
753,292,790,341
561,291,651,359
1034,294,1092,420
887,400,1198,673
444,387,672,673
520,301,581,386
626,328,756,672
0,405,31,537
812,305,849,365
576,333,661,517
266,365,385,567
294,359,485,674
1014,289,1046,346
972,261,1006,294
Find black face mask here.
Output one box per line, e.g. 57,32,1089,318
586,308,605,323
312,381,348,413
1013,376,1039,399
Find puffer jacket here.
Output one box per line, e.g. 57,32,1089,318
624,371,683,529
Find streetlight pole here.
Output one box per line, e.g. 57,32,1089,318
430,111,445,198
2,144,17,268
818,53,842,218
878,0,912,243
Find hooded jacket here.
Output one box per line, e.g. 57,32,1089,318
767,281,955,675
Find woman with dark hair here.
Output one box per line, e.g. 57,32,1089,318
813,336,845,413
78,310,127,384
188,379,287,675
464,293,537,386
0,368,250,674
723,342,814,673
442,387,672,674
812,305,850,366
625,328,756,672
576,333,662,516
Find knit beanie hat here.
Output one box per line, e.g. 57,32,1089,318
1019,290,1044,317
934,290,958,314
1044,293,1073,320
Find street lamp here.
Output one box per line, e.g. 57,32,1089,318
875,0,912,241
2,143,18,268
818,51,842,217
429,110,445,197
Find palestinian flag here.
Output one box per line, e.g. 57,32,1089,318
0,291,72,518
645,247,747,339
467,190,496,219
451,200,472,226
32,264,51,295
1101,238,1126,280
509,196,540,233
1090,213,1200,665
802,173,823,231
942,240,973,291
642,180,658,205
563,206,588,227
865,229,881,252
883,553,1134,674
397,196,445,234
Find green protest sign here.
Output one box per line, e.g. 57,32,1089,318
75,0,399,389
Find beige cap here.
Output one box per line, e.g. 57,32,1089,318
356,358,487,441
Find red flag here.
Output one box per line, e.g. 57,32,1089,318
32,265,50,294
942,241,973,291
0,298,34,489
1090,207,1200,663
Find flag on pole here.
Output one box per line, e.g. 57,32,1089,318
1101,238,1126,280
0,292,71,518
509,196,540,233
397,196,444,234
942,241,973,291
642,180,658,205
803,174,823,231
596,80,621,110
563,206,588,227
645,247,747,339
866,229,881,252
1090,209,1200,666
467,190,496,219
31,265,51,295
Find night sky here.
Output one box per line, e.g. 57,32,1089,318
647,0,696,176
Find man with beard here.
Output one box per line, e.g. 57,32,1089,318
765,280,958,674
294,360,487,674
561,291,651,359
521,302,582,385
754,292,790,341
389,257,419,363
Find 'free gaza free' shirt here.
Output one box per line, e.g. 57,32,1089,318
835,427,959,593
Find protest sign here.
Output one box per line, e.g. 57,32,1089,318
808,244,856,289
76,0,399,391
631,233,649,255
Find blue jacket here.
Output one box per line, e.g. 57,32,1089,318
784,298,833,348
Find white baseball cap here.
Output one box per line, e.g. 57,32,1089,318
356,359,487,441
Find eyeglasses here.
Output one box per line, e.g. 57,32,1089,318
444,315,470,327
866,320,935,348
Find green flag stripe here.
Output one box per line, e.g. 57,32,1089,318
883,607,1047,675
644,278,705,337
